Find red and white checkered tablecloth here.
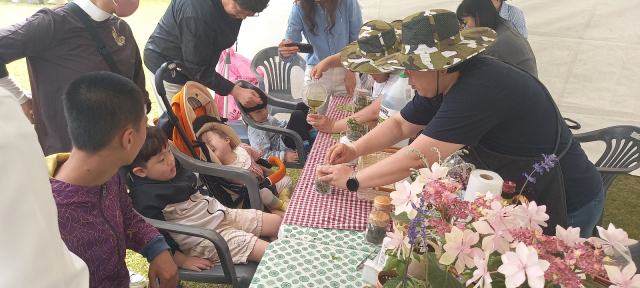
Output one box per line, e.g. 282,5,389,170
283,95,374,231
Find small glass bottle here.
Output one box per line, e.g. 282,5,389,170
365,210,390,245
501,181,516,201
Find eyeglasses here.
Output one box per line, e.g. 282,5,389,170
233,1,259,18
458,20,467,31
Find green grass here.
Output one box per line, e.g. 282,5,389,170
2,0,639,286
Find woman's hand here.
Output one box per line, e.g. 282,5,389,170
326,143,357,165
278,39,299,58
306,114,335,133
317,164,353,190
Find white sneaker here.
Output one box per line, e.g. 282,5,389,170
129,270,148,288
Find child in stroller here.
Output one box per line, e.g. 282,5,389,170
194,116,292,211
129,126,282,266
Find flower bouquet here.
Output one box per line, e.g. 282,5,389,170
382,149,638,288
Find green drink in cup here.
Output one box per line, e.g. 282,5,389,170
303,81,328,114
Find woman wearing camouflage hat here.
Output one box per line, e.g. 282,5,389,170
307,20,404,134
319,9,603,237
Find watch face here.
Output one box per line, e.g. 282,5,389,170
347,178,358,191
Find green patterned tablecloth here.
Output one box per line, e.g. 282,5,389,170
278,224,380,254
250,239,372,288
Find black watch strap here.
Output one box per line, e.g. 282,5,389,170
346,171,359,192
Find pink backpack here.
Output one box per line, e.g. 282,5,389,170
215,48,264,119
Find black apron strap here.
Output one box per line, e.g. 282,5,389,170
67,2,122,75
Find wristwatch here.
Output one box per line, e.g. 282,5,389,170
346,171,359,192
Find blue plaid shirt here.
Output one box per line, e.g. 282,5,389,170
281,0,362,65
500,2,528,38
247,116,293,161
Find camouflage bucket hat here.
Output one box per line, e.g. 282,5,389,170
374,9,497,72
340,20,402,75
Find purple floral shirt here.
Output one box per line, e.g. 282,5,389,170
51,173,161,288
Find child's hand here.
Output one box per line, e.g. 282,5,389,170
284,151,299,163
180,255,214,272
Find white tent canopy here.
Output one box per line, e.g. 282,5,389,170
235,0,640,175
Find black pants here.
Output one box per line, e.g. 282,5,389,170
283,103,313,149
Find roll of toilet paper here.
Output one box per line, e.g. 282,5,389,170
464,169,504,202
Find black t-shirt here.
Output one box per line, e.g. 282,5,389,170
144,0,241,95
401,56,602,213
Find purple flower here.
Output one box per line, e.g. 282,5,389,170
523,173,537,184
407,216,419,245
533,163,545,175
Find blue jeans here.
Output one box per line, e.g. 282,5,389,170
567,187,605,238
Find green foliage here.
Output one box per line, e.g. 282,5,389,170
426,252,465,288
346,117,367,141
582,275,607,288
391,211,411,225
487,252,506,288
385,255,400,271
383,276,426,288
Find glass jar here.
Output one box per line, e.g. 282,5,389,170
365,210,390,245
315,165,331,195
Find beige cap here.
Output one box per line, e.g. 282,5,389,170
373,196,393,211
368,210,390,227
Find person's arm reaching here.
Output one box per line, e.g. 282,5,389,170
319,134,464,190
326,112,424,164
178,16,260,107
307,95,383,133
310,53,341,79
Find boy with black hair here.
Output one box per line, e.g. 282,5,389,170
46,71,179,288
241,87,316,163
128,126,282,265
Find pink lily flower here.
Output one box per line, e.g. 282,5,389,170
605,263,640,288
590,223,638,255
497,242,550,288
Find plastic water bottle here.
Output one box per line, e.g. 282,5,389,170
378,73,412,146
